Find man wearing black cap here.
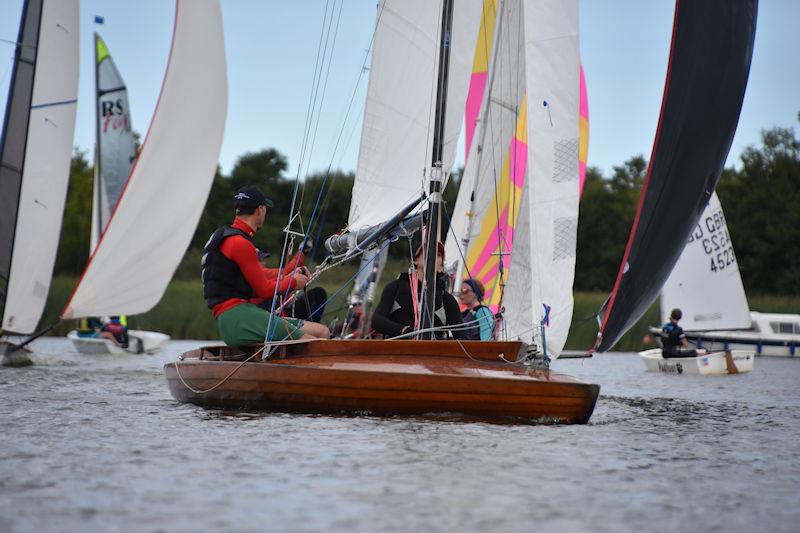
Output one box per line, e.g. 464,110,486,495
201,186,329,346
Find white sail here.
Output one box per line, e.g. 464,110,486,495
348,0,482,229
62,0,227,319
91,33,137,253
504,0,580,358
661,192,750,330
0,0,79,334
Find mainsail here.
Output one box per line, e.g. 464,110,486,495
62,0,227,319
502,0,580,357
595,0,757,352
347,0,483,230
661,192,750,331
0,0,79,334
91,33,137,253
445,0,580,358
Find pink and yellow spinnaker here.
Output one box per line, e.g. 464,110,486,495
463,96,528,313
464,0,498,161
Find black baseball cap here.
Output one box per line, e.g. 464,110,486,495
233,186,274,210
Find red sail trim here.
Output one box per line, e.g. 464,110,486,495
61,1,181,318
597,0,682,342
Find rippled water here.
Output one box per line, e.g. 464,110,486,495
1,338,798,532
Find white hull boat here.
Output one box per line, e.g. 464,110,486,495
67,329,170,355
638,348,754,375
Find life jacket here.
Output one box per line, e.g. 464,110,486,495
661,322,683,353
102,318,129,346
393,272,450,338
202,226,256,309
462,305,491,341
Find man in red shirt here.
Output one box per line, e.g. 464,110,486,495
202,186,329,346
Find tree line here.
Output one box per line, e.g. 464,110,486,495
56,119,800,297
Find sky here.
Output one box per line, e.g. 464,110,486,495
1,0,798,180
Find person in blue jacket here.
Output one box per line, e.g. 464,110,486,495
459,278,494,341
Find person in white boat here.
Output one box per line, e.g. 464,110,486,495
660,308,697,358
201,186,329,347
76,315,129,348
458,278,494,341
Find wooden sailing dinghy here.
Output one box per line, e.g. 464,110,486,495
166,0,599,424
165,339,599,423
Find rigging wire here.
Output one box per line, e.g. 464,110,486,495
265,0,341,341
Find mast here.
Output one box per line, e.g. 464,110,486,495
421,0,455,339
92,32,103,251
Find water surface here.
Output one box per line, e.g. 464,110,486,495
1,339,798,532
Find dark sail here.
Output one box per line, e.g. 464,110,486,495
0,0,43,325
595,0,758,352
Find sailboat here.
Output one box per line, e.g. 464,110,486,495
594,1,758,366
164,0,599,424
639,192,753,373
67,32,172,355
654,192,798,360
0,0,79,364
61,0,228,352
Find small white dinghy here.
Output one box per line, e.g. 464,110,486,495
67,329,170,355
639,348,754,375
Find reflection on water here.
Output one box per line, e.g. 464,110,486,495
1,339,799,532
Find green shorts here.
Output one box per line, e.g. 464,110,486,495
216,303,305,347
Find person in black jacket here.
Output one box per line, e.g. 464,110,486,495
661,308,697,358
371,242,465,339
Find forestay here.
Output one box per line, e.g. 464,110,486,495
347,0,482,229
0,0,79,334
91,33,137,253
62,0,227,319
661,192,750,331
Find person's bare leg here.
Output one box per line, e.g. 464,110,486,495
302,321,330,339
100,331,120,346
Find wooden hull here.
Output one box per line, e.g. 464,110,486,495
164,340,599,424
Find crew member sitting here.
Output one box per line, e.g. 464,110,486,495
458,278,494,341
77,316,128,348
202,186,329,347
661,308,697,358
371,242,465,340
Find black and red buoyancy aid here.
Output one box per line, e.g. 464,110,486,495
202,226,255,309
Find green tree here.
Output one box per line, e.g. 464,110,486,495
54,150,93,275
717,122,800,295
574,157,646,291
